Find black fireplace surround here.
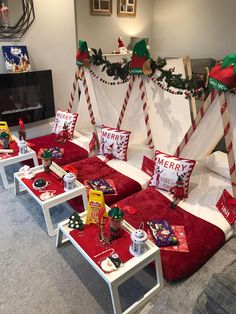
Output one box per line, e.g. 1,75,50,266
0,70,55,127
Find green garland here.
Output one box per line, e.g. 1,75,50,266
89,48,208,99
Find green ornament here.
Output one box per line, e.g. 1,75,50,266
0,131,9,139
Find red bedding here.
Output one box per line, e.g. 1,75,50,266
67,156,142,212
26,133,88,166
115,187,225,282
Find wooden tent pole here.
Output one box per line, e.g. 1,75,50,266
183,55,197,118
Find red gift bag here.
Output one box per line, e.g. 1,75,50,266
216,189,236,224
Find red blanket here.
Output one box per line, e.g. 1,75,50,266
26,133,88,166
68,156,142,212
115,187,225,282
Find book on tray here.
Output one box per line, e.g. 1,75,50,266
87,178,116,195
147,219,179,247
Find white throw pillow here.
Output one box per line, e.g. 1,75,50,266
201,151,230,180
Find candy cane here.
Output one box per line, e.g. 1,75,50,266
68,67,80,113
220,94,236,197
175,89,217,157
116,75,135,129
81,68,99,146
139,77,154,154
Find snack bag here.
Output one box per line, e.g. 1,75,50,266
86,190,108,225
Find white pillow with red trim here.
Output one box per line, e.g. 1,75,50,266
149,150,196,197
100,124,131,161
52,110,78,139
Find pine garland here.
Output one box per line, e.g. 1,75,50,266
89,48,208,99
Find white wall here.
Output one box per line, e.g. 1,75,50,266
0,0,77,138
151,0,236,60
75,0,154,52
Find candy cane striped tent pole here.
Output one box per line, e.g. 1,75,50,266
139,76,154,156
81,67,99,146
220,94,236,197
67,67,80,113
174,89,217,157
116,75,135,130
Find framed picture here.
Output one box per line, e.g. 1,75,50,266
90,0,112,16
117,0,136,17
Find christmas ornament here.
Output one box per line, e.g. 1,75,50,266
209,53,236,91
33,178,48,190
76,40,90,68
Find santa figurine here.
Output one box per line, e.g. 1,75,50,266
170,175,185,209
118,37,127,54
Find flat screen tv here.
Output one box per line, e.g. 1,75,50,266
0,70,55,127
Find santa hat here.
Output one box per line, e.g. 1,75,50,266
76,40,90,67
209,53,236,91
129,39,152,75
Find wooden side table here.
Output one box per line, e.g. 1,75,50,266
56,212,164,314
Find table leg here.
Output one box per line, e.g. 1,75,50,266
32,154,39,167
0,165,13,189
109,283,122,314
81,188,88,210
56,226,64,247
42,205,57,237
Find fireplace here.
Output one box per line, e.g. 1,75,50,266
0,70,55,127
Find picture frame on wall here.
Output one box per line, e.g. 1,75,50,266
90,0,112,16
117,0,136,17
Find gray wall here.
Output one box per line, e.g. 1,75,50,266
0,0,77,138
75,0,154,52
151,0,236,60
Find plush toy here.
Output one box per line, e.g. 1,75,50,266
209,53,236,91
170,175,185,209
117,36,127,54
129,39,152,75
56,123,70,143
76,40,90,68
0,131,10,149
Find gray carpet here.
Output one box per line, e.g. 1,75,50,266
0,167,236,314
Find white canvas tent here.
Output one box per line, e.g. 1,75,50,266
76,57,192,157
175,91,236,197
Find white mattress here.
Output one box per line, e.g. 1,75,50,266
70,135,235,239
157,163,235,240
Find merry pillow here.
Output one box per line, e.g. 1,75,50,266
149,150,196,197
52,110,78,139
100,125,131,161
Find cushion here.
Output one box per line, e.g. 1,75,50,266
52,110,78,138
201,151,230,180
149,150,196,197
100,124,131,161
